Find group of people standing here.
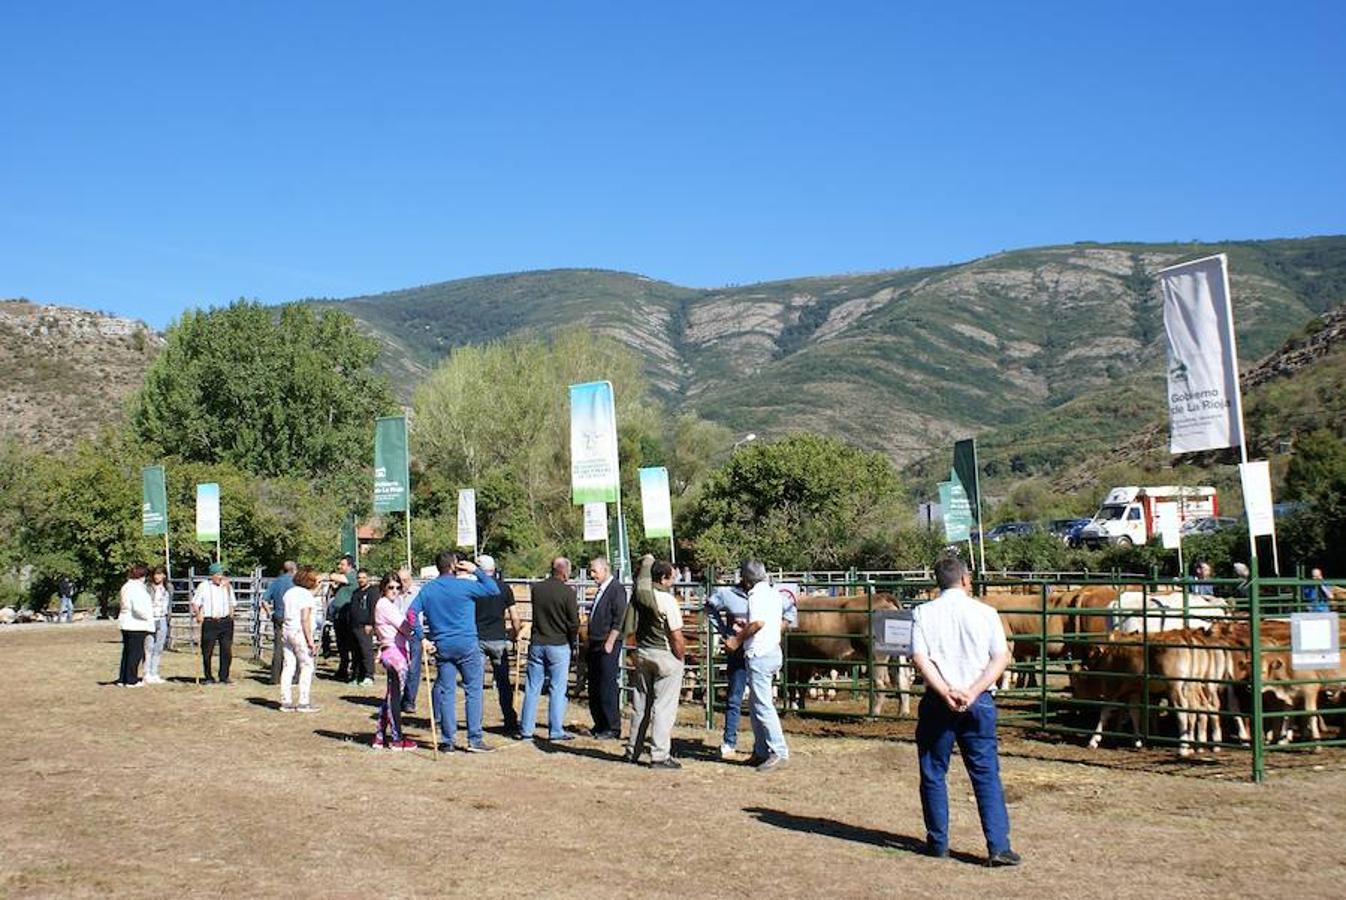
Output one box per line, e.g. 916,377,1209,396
113,563,172,686
108,546,1024,865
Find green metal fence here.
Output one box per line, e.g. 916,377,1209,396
698,571,1344,783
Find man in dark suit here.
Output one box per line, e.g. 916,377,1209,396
585,556,628,739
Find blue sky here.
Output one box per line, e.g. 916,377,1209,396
2,1,1343,327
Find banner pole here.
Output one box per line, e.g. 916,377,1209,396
669,537,676,565
405,510,413,572
1216,254,1263,574
423,648,438,758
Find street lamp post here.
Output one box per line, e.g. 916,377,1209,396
732,433,757,451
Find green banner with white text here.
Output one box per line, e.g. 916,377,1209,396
374,416,411,514
142,465,167,536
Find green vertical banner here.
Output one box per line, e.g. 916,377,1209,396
340,513,359,564
940,476,972,542
373,416,411,514
142,465,168,536
569,381,622,505
952,438,982,528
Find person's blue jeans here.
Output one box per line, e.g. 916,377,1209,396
433,642,485,748
59,596,74,623
402,632,423,711
722,650,748,748
916,691,1011,855
480,639,518,729
520,643,571,739
747,648,788,759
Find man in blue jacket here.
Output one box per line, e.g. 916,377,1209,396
406,550,502,754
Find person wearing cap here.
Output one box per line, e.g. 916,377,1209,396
475,555,521,733
192,563,236,683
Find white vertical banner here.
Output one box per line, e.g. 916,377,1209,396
456,488,477,549
195,482,220,543
569,381,622,505
1240,461,1276,538
1155,502,1182,550
583,502,609,542
638,466,673,539
1159,254,1244,453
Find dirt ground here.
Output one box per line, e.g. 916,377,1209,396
3,624,1345,899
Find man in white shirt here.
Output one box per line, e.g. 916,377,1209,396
722,559,789,773
192,562,236,684
910,556,1018,867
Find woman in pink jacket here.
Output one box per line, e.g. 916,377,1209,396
373,573,417,750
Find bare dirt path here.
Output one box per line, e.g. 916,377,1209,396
2,624,1343,898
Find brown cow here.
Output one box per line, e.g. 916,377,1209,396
981,592,1067,688
1072,627,1228,756
786,593,911,717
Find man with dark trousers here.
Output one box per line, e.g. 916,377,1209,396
328,555,356,680
191,563,236,683
475,555,521,733
260,561,296,685
348,568,379,686
584,555,627,739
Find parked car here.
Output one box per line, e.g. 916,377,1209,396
1179,516,1239,536
1047,517,1091,547
986,521,1039,542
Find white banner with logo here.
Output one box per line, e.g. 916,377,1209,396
1160,253,1244,453
569,381,622,505
583,502,608,542
456,488,477,549
195,482,220,543
638,466,673,539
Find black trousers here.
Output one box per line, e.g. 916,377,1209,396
353,627,375,682
586,643,623,735
119,630,146,685
269,616,286,685
334,614,355,680
201,617,234,681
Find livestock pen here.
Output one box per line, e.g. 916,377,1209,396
240,568,1343,783
697,571,1346,783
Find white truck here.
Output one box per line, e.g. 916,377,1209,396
1077,485,1218,548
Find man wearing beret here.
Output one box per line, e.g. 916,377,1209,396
192,562,237,684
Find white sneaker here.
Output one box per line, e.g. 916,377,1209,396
296,704,320,714
280,703,297,712
720,744,738,759
145,675,164,685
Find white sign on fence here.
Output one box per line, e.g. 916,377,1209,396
1291,612,1340,670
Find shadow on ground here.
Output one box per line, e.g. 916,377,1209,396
743,807,983,865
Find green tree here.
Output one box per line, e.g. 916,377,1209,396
411,332,663,573
132,301,395,481
683,433,905,570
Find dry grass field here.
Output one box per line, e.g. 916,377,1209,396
2,622,1345,898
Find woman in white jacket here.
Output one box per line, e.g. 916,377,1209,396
117,562,155,687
